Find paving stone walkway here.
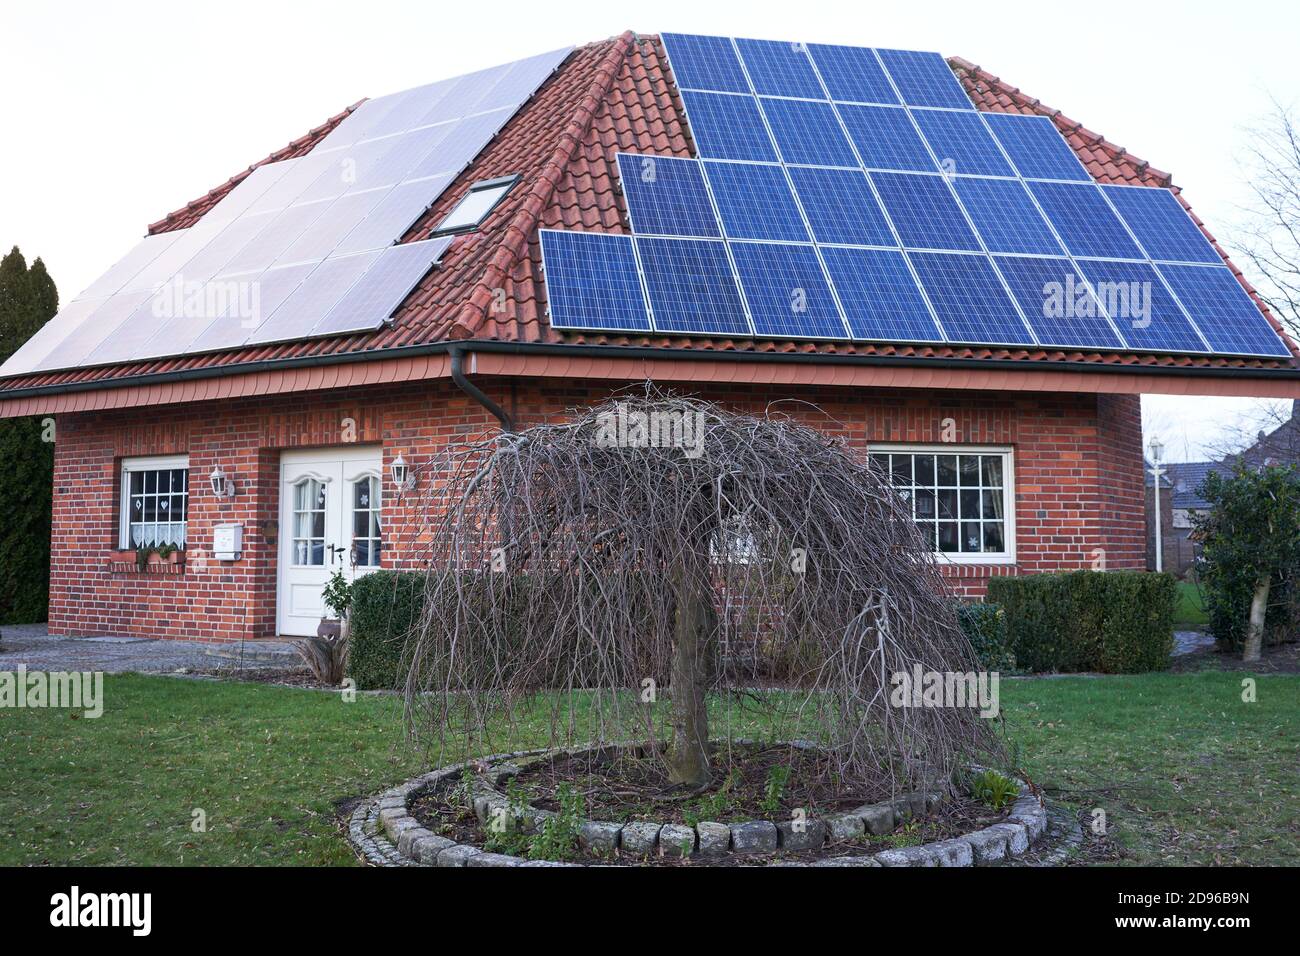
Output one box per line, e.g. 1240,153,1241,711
0,624,298,672
1173,630,1215,656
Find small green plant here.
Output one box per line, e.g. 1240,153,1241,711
528,783,584,862
881,820,922,848
761,765,791,816
157,542,176,559
970,769,1020,811
684,769,741,825
134,546,154,572
321,569,353,619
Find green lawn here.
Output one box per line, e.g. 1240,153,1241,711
1,671,1295,865
1174,580,1209,629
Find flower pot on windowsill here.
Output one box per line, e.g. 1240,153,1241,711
317,618,342,639
147,550,185,569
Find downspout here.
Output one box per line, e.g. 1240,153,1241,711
449,345,513,432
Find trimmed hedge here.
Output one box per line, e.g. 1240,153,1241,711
986,571,1175,674
956,602,1014,672
347,571,426,690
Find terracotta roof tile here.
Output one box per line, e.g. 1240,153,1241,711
3,34,1296,395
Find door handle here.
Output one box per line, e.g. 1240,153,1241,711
327,544,346,564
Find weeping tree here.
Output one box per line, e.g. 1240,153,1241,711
404,391,1001,796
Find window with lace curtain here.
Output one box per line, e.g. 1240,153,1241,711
119,455,190,549
868,446,1015,563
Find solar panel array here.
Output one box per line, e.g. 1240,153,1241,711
1,46,573,378
541,33,1291,359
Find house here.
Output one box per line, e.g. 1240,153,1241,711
1151,402,1300,575
2,32,1298,643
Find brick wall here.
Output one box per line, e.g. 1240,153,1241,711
46,377,1144,640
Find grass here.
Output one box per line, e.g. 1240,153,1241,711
1174,580,1209,629
1,670,1296,865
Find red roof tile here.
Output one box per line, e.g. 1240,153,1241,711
3,33,1295,396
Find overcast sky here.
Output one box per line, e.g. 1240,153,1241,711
4,0,1297,460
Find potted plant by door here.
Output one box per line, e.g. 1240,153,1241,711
318,569,353,639
294,570,353,685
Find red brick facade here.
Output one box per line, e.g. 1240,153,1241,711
47,378,1145,641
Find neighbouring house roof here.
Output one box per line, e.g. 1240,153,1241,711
1165,461,1226,510
3,32,1299,410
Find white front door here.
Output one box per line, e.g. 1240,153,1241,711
277,446,384,636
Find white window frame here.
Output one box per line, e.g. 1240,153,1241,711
868,444,1016,565
119,454,190,550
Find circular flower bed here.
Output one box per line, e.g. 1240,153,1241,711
349,744,1049,868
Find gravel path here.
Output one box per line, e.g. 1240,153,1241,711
0,623,298,673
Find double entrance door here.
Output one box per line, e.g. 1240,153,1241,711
277,446,384,636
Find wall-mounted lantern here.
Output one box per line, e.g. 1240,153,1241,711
209,464,236,499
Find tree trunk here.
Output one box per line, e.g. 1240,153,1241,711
667,567,715,788
1244,573,1270,663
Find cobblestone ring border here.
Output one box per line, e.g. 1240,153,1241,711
347,745,1049,868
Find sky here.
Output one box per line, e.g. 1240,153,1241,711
3,0,1297,460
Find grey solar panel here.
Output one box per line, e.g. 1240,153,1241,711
246,251,382,345
0,45,573,377
78,231,186,299
201,160,299,223
185,262,316,354
0,297,108,376
218,200,333,276
274,189,389,265
403,109,511,181
246,153,338,214
32,291,154,371
330,175,452,255
314,237,453,336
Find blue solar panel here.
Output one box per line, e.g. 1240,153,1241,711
679,91,778,162
759,98,858,167
993,256,1125,349
635,237,751,335
616,153,720,238
540,231,651,333
876,49,973,110
1158,264,1291,357
871,173,980,251
1101,186,1222,265
837,105,937,172
787,167,895,246
908,252,1034,345
911,108,1014,177
1028,181,1145,260
731,242,845,338
661,33,749,93
807,44,899,105
704,161,810,242
735,38,824,99
953,177,1064,255
1074,260,1206,353
982,113,1090,182
820,246,944,342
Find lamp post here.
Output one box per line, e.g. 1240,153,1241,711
1148,437,1165,573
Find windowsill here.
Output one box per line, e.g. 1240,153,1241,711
934,553,1017,567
